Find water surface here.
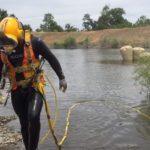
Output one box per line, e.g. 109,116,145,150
3,48,150,150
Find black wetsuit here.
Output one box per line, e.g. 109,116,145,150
0,36,65,150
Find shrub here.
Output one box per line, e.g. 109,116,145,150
79,37,90,48
63,37,77,49
83,37,90,48
101,38,120,48
101,38,110,48
134,52,150,94
110,38,119,48
53,42,64,49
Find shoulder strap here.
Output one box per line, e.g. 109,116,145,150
25,30,31,46
24,30,32,63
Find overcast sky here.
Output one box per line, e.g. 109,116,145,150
0,0,150,30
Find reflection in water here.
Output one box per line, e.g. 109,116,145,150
6,49,150,150
98,59,123,65
98,59,133,65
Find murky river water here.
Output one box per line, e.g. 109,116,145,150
2,48,150,150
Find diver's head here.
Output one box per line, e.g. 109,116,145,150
0,17,24,54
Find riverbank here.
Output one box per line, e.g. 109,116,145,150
0,114,22,149
0,94,22,149
33,26,150,49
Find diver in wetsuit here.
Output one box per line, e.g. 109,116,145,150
0,17,67,150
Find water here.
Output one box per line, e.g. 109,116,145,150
3,48,150,150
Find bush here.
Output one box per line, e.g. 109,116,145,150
79,37,90,48
83,37,90,48
111,38,119,48
101,38,110,48
134,52,150,93
53,42,64,49
63,37,77,49
101,38,120,48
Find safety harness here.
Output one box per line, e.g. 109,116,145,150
0,30,41,90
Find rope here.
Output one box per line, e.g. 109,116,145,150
37,81,61,149
39,74,58,144
132,107,150,120
45,74,58,128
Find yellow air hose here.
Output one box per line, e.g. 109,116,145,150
39,74,59,144
36,78,60,149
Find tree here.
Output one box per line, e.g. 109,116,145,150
9,14,16,18
37,13,63,32
65,23,78,32
82,14,96,31
134,15,150,27
0,9,8,21
101,5,110,16
96,5,132,29
0,9,33,31
23,24,32,31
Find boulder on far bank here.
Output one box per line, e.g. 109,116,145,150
120,45,133,62
133,47,145,61
120,45,146,62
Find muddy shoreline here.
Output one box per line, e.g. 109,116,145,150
0,115,22,149
0,90,22,149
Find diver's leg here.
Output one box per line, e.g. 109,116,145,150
11,88,29,149
27,88,43,150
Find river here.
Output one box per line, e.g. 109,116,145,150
3,48,150,150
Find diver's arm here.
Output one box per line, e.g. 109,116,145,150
33,38,65,80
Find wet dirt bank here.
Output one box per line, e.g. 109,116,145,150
0,115,22,149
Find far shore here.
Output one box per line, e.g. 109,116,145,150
33,26,150,49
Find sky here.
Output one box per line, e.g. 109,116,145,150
0,0,150,30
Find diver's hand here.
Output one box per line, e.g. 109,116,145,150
59,79,67,93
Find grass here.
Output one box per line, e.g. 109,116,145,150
33,26,150,49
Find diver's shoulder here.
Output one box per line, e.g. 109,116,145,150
31,35,44,47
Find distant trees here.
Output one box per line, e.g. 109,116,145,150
82,5,133,31
0,9,8,21
36,13,63,32
36,13,79,32
1,6,150,32
82,5,150,31
97,5,132,29
82,14,96,31
64,23,78,32
23,24,32,31
134,16,150,27
0,9,33,31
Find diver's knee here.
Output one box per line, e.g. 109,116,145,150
28,111,40,123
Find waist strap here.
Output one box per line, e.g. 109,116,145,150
16,78,32,88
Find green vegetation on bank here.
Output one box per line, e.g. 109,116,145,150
101,38,121,48
53,37,90,49
53,37,77,49
134,53,150,95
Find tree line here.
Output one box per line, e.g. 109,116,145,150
0,5,150,32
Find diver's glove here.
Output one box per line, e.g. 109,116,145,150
59,79,67,93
